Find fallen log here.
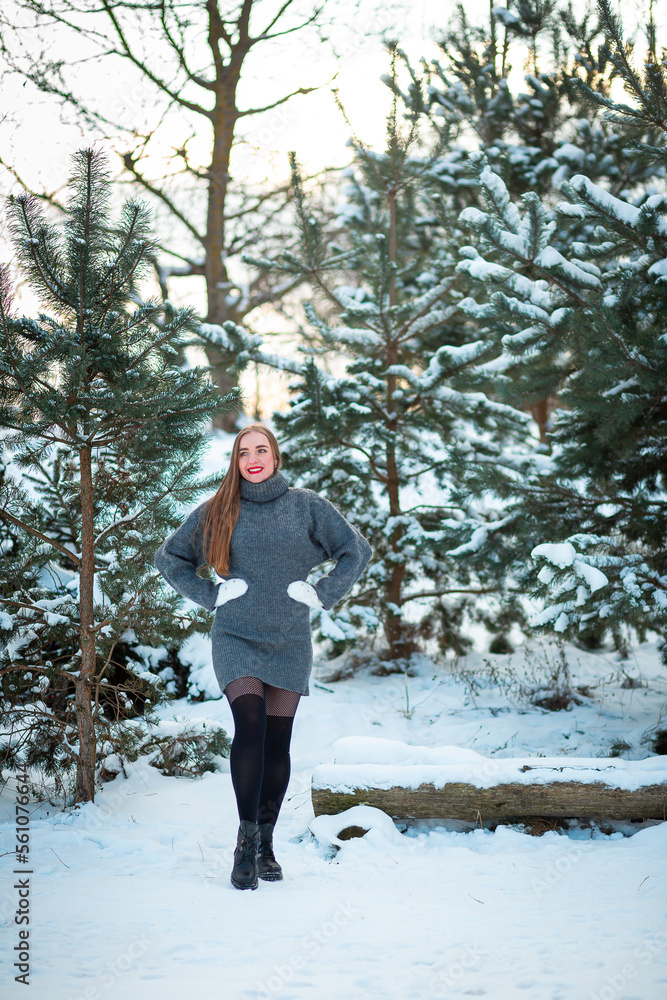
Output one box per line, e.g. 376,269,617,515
311,757,667,823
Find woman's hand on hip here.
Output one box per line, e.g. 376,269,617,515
287,580,323,609
215,578,248,607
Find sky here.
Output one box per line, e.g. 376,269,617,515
0,0,441,309
0,0,437,201
2,0,663,210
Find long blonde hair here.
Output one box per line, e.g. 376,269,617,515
202,424,282,575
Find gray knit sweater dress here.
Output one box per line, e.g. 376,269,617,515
153,472,372,696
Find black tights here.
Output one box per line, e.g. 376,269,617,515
224,676,301,826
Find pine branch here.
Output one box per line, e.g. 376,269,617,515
0,507,81,567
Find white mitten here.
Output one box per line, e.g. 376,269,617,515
215,578,248,608
287,580,323,609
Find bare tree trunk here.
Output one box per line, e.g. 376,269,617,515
204,342,242,432
384,439,410,659
383,184,411,660
76,444,97,803
530,397,550,444
201,21,248,431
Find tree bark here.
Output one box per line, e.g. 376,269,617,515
312,777,667,822
75,444,97,803
200,12,249,431
530,397,551,444
383,184,412,659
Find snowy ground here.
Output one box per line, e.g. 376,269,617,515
2,639,667,1000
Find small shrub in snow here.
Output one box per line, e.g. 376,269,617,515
113,719,232,778
453,643,588,712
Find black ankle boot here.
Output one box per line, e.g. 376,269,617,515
257,822,283,881
231,820,260,890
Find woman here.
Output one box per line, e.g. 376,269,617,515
154,424,372,890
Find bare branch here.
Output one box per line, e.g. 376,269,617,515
401,587,504,602
206,0,233,64
222,181,294,220
239,83,321,118
0,156,68,213
119,150,205,246
158,0,215,91
247,273,304,311
251,0,297,38
253,2,327,43
153,246,205,269
99,0,213,119
155,259,205,299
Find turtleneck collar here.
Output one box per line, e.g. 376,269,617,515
239,470,290,503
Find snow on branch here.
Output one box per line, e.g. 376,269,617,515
198,320,307,376
529,533,667,635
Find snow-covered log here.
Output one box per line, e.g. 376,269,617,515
311,744,667,822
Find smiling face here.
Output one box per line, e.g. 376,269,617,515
237,430,277,483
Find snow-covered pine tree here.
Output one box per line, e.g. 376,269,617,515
213,61,534,663
450,2,667,652
0,149,237,803
390,0,660,442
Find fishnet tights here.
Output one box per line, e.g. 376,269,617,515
224,676,301,825
224,675,301,717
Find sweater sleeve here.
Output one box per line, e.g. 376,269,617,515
154,503,219,612
309,495,372,611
